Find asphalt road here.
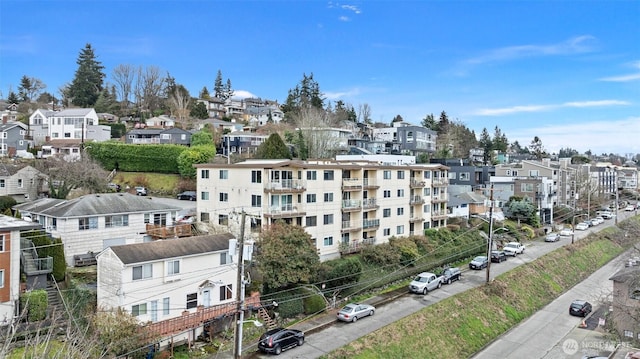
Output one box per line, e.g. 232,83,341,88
261,212,635,359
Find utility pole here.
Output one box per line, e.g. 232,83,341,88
485,184,494,284
233,211,247,359
614,170,619,225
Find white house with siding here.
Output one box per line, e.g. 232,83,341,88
13,193,182,265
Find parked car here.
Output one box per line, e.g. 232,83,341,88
177,191,197,201
544,232,560,242
441,267,461,284
409,272,443,294
135,186,148,196
559,228,574,236
596,210,613,219
336,303,375,322
490,250,507,263
575,222,589,231
625,204,636,211
258,328,305,355
469,256,488,270
107,182,121,192
503,242,525,256
569,300,592,317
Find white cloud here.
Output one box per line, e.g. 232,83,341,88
339,16,350,22
341,5,361,14
465,35,597,65
600,60,640,82
324,87,362,100
231,90,256,99
473,99,628,116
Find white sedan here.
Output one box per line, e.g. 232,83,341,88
575,222,589,231
625,205,636,211
559,228,574,236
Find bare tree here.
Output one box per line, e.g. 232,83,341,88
358,103,372,124
34,154,110,199
111,64,135,114
293,106,343,159
134,66,165,118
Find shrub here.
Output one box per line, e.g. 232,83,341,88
0,196,17,212
390,237,419,266
303,294,327,315
322,257,363,289
20,289,47,321
265,289,305,319
361,243,401,267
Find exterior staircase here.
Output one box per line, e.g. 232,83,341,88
257,307,277,330
44,281,66,321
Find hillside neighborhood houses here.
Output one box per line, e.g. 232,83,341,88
0,100,639,348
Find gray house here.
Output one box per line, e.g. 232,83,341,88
125,128,192,145
0,121,31,157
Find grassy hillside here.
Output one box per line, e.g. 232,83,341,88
110,172,187,196
325,217,640,359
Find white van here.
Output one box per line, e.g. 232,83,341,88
596,210,613,219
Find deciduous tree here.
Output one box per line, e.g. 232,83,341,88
256,221,320,290
111,64,135,114
35,154,109,199
17,75,46,102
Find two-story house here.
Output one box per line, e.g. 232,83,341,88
125,128,192,145
221,132,268,158
0,121,31,157
0,215,43,326
609,266,640,344
195,158,449,261
13,193,184,266
0,163,47,203
96,233,256,344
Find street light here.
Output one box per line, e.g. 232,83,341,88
235,319,263,358
571,214,589,244
607,166,621,225
485,225,509,283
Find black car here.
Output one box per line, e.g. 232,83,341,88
491,250,507,263
469,256,488,270
569,300,592,317
258,328,305,355
441,267,461,284
177,191,197,201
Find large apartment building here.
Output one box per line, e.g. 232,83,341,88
195,159,449,261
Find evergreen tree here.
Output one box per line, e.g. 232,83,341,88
190,102,209,119
421,113,437,131
68,43,106,107
437,111,450,135
214,70,224,99
7,91,19,104
199,86,210,99
529,136,546,159
18,75,31,102
224,78,234,100
255,133,292,159
282,73,325,117
478,128,493,165
94,86,118,113
492,126,509,153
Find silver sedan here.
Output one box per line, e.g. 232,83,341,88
336,303,375,323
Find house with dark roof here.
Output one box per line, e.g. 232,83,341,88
125,127,192,145
13,193,183,265
0,163,47,203
96,233,255,344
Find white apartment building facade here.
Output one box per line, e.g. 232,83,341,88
195,159,449,261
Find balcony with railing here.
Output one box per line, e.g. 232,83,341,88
432,194,448,203
362,178,379,189
339,237,376,254
410,196,425,205
432,177,449,186
362,218,380,229
409,216,424,223
362,198,379,210
410,178,426,188
20,238,53,276
342,199,362,212
431,211,448,220
146,223,193,239
264,179,306,193
342,178,363,191
341,220,362,232
264,204,306,219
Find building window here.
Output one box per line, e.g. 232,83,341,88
201,169,210,179
201,212,210,223
163,297,170,315
132,264,153,280
220,284,233,300
186,293,198,309
397,189,404,197
305,216,317,227
323,170,334,181
218,214,229,225
324,193,333,202
0,179,4,188
251,170,262,183
624,330,634,338
397,171,405,179
219,192,228,202
220,251,230,265
383,171,391,179
105,215,129,228
423,188,431,196
323,236,333,246
397,208,404,215
324,214,334,225
251,195,262,207
306,194,316,203
630,289,640,300
383,228,391,236
307,171,317,180
423,171,431,179
521,183,534,192
153,213,167,225
78,217,98,230
201,191,209,200
384,190,391,198
383,209,391,217
459,172,470,181
132,303,147,317
0,235,4,252
397,225,405,235
166,260,180,276
18,179,23,188
219,170,228,179
144,213,150,224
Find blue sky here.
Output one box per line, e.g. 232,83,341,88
1,1,639,156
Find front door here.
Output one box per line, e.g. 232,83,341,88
203,289,211,307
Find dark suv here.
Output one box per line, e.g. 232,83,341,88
491,250,507,263
441,267,461,284
258,328,305,355
569,300,592,317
